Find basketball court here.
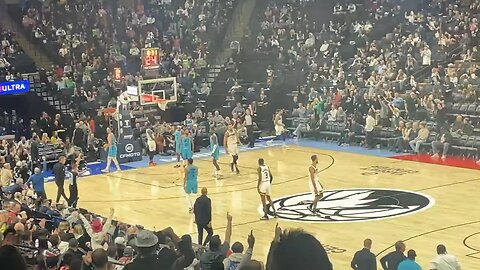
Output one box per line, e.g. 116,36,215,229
44,144,480,268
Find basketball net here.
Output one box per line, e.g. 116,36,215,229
157,99,168,111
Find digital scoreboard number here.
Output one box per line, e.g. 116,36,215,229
142,48,160,71
114,67,122,82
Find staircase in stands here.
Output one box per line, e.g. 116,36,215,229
22,72,74,115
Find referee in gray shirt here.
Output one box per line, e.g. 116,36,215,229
245,109,254,148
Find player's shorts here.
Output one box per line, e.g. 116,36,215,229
309,180,323,196
275,125,285,136
212,149,220,160
147,140,157,152
258,182,271,196
227,143,238,156
185,181,198,194
181,149,193,160
175,143,181,154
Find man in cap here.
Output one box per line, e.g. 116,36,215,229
124,230,175,270
398,249,421,270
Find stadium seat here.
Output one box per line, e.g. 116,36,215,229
451,103,461,113
459,103,469,114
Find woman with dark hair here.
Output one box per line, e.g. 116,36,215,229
0,245,27,270
266,226,332,270
171,235,200,270
37,234,61,270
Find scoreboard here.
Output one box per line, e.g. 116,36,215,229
114,67,122,82
141,48,161,71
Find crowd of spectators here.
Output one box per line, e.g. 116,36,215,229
247,0,480,162
0,28,24,82
0,184,464,270
0,0,478,269
12,0,238,116
0,188,336,270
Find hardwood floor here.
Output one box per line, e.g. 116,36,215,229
45,145,480,269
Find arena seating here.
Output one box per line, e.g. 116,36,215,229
0,28,35,81
237,0,480,158
0,0,479,269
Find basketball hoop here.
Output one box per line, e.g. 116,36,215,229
157,99,168,111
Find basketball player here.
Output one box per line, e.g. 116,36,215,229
257,158,276,220
224,124,240,174
101,127,121,173
146,128,157,166
210,130,222,178
174,126,182,168
274,110,286,144
184,158,198,213
181,130,193,166
308,155,327,217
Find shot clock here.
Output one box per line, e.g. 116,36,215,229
141,48,161,71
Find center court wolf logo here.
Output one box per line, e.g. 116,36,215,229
263,188,435,223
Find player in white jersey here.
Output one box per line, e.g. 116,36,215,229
224,124,240,174
257,158,276,220
308,154,326,215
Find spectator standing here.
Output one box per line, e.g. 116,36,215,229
365,110,376,149
53,155,68,204
245,109,255,148
398,249,421,270
429,244,461,270
421,45,432,66
72,123,85,151
30,134,39,168
25,167,46,200
405,92,419,120
194,187,213,245
78,208,115,250
380,241,407,270
351,238,376,270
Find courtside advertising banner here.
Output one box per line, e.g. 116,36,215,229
0,80,30,95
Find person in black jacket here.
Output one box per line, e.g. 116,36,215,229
30,135,39,169
380,241,406,270
72,123,85,151
53,155,68,204
194,187,213,246
62,238,84,267
351,239,377,270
